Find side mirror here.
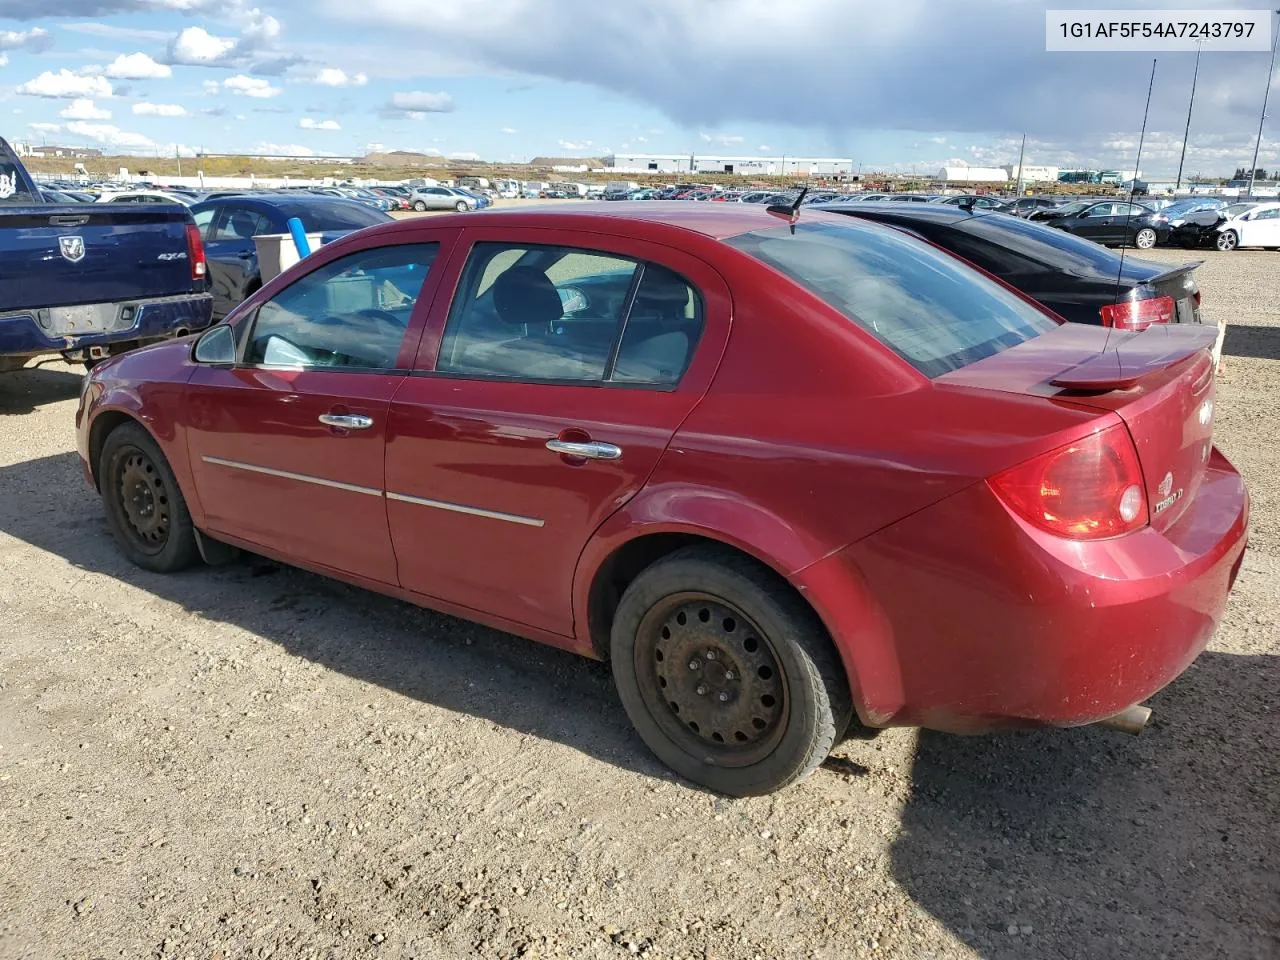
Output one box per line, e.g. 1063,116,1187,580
193,324,235,364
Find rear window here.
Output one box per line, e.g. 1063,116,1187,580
955,212,1128,273
286,202,390,232
0,162,38,205
726,220,1057,378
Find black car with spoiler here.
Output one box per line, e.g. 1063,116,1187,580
812,202,1211,342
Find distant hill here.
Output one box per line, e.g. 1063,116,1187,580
529,156,604,169
364,151,448,168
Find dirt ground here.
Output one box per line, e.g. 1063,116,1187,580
0,249,1276,960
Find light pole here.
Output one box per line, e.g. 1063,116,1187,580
1014,131,1027,196
1175,39,1204,192
1246,8,1280,197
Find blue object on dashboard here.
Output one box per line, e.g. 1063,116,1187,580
287,217,312,259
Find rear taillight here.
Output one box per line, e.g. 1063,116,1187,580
1193,290,1201,307
185,223,207,281
1099,294,1175,331
989,423,1148,540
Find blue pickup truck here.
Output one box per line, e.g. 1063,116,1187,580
0,137,213,372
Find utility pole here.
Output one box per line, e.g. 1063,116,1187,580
1246,8,1280,197
1014,131,1027,196
176,145,182,178
1176,39,1204,192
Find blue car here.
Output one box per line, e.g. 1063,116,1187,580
189,194,392,319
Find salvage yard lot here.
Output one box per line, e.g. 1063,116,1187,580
0,250,1276,960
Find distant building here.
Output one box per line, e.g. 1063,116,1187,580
1006,164,1059,183
938,166,1009,183
607,154,854,176
1057,169,1139,185
13,142,102,159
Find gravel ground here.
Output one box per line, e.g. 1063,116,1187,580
0,249,1276,960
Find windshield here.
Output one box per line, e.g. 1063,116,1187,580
1226,203,1258,217
1052,201,1088,216
1163,198,1222,216
726,220,1057,378
286,202,390,232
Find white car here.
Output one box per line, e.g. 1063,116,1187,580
95,189,195,206
1214,201,1280,251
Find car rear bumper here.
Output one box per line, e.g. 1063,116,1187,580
0,292,213,360
796,448,1249,733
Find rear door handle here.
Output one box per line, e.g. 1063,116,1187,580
545,439,622,460
319,413,373,430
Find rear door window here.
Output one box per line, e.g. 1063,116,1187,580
0,162,37,204
726,220,1056,378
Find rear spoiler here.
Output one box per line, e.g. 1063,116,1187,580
1141,261,1204,285
1050,324,1218,390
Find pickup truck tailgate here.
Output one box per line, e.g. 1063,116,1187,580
0,205,196,312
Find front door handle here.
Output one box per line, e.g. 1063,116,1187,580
545,439,622,460
319,413,374,430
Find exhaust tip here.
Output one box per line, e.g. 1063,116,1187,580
1095,703,1152,736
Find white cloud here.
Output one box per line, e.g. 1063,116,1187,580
169,26,236,65
757,144,771,152
60,99,111,120
700,132,744,146
133,103,188,117
224,74,281,98
65,121,155,150
241,12,282,45
634,135,647,143
558,139,592,151
105,52,172,80
0,28,52,52
387,90,455,116
313,67,367,87
29,122,61,134
202,80,221,94
365,141,385,152
448,151,481,161
253,142,316,157
299,117,341,130
16,70,113,100
500,126,516,134
0,55,8,68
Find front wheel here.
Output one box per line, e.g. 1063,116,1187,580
455,200,469,212
99,421,198,573
1216,230,1239,251
611,546,851,796
413,200,427,212
1134,227,1157,249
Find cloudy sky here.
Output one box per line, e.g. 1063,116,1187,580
0,0,1277,176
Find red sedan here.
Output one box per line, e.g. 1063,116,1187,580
76,203,1249,796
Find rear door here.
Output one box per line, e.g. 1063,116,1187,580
185,234,451,584
384,227,731,637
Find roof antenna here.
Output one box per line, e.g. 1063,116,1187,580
1112,57,1158,348
768,187,809,233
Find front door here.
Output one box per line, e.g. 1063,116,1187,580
185,238,445,584
1075,203,1117,242
205,204,268,319
385,229,729,637
1241,206,1280,247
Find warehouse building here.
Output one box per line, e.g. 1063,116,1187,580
607,154,854,176
937,166,1010,183
1006,164,1059,183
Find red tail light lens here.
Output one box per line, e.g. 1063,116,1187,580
1099,294,1175,331
989,424,1148,540
185,223,207,281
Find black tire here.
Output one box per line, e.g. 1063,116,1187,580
1216,230,1238,252
455,200,468,212
99,421,198,573
611,545,851,796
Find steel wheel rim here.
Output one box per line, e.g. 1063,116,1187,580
1218,232,1236,251
633,592,788,767
115,447,170,555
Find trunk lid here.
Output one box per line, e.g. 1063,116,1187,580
1130,261,1203,326
941,322,1218,533
0,204,196,312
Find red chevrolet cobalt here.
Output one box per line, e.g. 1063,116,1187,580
76,204,1249,796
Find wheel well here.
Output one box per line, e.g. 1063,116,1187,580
586,533,811,660
87,411,139,489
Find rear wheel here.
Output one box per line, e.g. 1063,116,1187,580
99,421,198,573
455,200,468,212
611,546,850,796
1216,230,1239,252
1134,227,1157,249
413,200,427,212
